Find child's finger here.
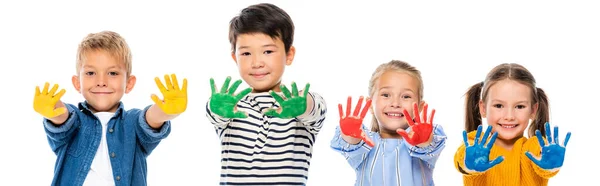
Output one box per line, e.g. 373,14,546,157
155,77,167,93
474,125,482,145
428,109,436,125
281,84,292,98
488,156,505,169
359,98,372,119
353,96,364,117
221,76,232,94
361,132,375,147
210,78,216,94
535,130,545,146
553,126,559,145
346,96,352,118
486,132,498,149
481,125,492,146
463,131,469,146
412,103,421,124
422,103,428,124
403,109,415,127
544,122,552,144
164,74,173,90
338,104,343,118
396,128,412,144
171,74,180,90
563,132,571,147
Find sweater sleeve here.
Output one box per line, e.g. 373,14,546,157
296,92,327,134
330,125,373,170
407,124,447,168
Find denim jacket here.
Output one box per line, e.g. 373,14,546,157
44,101,171,186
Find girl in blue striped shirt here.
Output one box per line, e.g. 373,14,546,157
331,60,447,186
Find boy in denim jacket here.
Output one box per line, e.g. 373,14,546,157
33,31,188,186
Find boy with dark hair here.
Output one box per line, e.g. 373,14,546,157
206,3,327,185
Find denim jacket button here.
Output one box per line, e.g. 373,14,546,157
109,128,114,133
111,152,116,158
116,176,120,181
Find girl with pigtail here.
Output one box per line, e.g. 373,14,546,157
455,63,572,186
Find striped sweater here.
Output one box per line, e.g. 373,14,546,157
454,130,560,186
206,91,327,185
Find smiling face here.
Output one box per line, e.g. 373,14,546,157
231,33,295,93
480,79,538,142
372,70,423,138
72,50,135,113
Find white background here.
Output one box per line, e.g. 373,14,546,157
0,0,598,185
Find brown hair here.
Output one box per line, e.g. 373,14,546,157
368,60,424,132
464,63,549,137
76,31,132,76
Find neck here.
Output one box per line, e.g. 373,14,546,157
379,128,402,139
494,136,521,150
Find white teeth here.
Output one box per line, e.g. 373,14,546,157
500,124,517,128
386,113,402,117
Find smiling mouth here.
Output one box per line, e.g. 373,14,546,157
92,92,113,94
250,73,270,78
384,112,404,118
498,124,519,128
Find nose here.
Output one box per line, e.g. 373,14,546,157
250,54,265,68
389,97,401,108
96,74,107,87
504,108,515,121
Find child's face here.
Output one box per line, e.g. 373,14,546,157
231,33,295,93
72,50,135,113
372,71,421,138
480,79,537,141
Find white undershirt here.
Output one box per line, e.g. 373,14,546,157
82,112,116,186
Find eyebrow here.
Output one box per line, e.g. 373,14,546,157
379,86,415,92
238,44,278,50
491,99,530,104
82,65,120,70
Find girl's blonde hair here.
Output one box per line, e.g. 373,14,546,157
368,60,424,132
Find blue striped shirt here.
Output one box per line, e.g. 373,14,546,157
331,124,446,186
206,92,327,185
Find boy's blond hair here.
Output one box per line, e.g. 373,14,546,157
76,31,132,76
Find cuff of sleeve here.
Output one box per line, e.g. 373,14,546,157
296,92,318,121
138,105,171,138
43,104,76,133
330,126,370,152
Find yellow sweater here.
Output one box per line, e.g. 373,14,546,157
454,130,560,186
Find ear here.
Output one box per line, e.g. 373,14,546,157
478,99,486,118
231,51,238,65
530,102,539,119
285,46,295,66
125,75,136,93
72,75,81,93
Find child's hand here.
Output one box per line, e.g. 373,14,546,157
209,76,252,118
33,82,67,119
264,82,310,119
396,103,435,146
339,96,374,147
152,74,188,115
525,122,571,170
463,125,504,172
